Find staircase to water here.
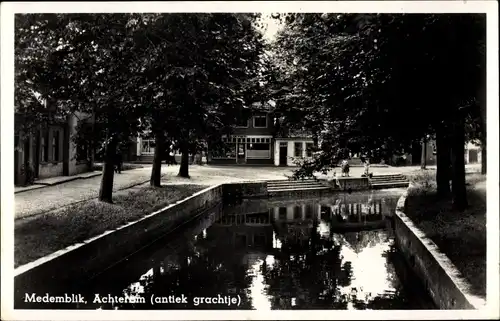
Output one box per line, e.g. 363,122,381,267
369,174,410,189
267,178,330,197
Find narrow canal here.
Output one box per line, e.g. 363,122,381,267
18,189,436,310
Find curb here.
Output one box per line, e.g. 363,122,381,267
14,172,102,194
14,166,148,194
393,184,487,310
14,184,222,277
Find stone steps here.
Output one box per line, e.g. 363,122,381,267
371,182,410,189
370,174,409,189
267,179,330,197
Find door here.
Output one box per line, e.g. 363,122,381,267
411,142,422,165
279,142,288,166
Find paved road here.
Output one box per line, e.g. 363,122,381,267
14,163,481,219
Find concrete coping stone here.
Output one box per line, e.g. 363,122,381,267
395,183,487,310
14,183,223,277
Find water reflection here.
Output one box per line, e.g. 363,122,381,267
16,190,435,310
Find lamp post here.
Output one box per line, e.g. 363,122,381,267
421,134,430,170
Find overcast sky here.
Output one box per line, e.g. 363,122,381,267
260,14,283,42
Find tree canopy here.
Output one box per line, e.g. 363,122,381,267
271,13,486,209
15,13,268,199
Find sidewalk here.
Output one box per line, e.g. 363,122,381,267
15,171,103,194
15,165,164,219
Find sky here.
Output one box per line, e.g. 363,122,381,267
260,14,283,42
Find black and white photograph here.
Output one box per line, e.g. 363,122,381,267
1,1,499,320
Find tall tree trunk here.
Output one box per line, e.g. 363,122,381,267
479,94,487,175
150,131,165,187
436,123,451,198
178,143,190,178
98,135,118,203
479,52,487,175
481,144,486,174
451,119,468,210
421,136,427,169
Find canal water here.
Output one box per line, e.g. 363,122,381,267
17,189,436,310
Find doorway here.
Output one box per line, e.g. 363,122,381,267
279,142,288,166
411,142,422,165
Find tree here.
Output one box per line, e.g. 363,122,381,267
271,13,485,210
16,13,148,202
15,15,74,137
135,13,267,183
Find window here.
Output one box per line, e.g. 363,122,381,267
306,143,314,157
41,131,49,162
253,115,267,128
278,207,287,220
52,130,60,161
247,142,271,159
294,206,302,220
294,142,304,157
142,139,155,155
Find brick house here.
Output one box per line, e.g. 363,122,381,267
14,111,94,186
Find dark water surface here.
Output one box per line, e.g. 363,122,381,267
16,189,436,310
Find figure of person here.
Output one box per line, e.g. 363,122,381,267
364,158,372,178
24,161,35,186
114,148,123,174
341,159,350,177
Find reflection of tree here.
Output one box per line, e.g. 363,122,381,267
347,241,431,310
263,218,353,309
112,229,254,310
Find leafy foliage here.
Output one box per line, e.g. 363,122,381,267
271,13,486,180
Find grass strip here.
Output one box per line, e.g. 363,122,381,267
405,172,486,297
15,184,206,268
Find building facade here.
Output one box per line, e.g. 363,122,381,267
207,103,315,166
14,112,93,186
394,140,482,167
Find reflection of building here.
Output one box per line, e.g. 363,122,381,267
271,204,318,246
209,211,274,265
